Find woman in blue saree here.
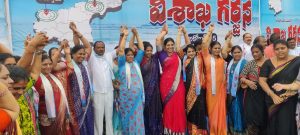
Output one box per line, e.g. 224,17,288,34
140,41,163,135
67,22,94,135
118,27,145,135
222,44,247,134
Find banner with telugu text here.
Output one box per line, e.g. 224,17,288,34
8,0,259,54
260,0,300,46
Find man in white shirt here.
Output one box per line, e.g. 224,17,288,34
239,33,253,61
88,41,117,135
287,37,300,56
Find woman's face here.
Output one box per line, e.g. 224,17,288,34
274,43,289,59
126,51,134,63
41,59,53,75
187,47,196,59
11,80,27,99
0,65,13,90
72,49,86,63
145,46,153,58
4,57,17,66
210,44,221,56
232,48,242,61
50,48,61,61
165,41,174,54
251,48,263,60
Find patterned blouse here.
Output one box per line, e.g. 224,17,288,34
240,60,260,82
17,78,38,135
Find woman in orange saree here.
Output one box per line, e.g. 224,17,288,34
201,25,228,135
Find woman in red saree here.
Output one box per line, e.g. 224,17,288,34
34,41,71,135
156,24,186,134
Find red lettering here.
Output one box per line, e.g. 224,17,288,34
280,29,286,40
231,0,241,24
232,24,240,36
288,25,293,38
293,25,297,39
195,3,211,31
150,0,166,25
273,28,281,35
217,0,230,25
242,0,251,31
266,26,272,40
167,0,195,24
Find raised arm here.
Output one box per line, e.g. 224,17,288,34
51,44,64,72
17,32,48,70
69,22,92,57
182,26,191,45
221,31,233,59
118,26,129,56
30,47,43,81
132,28,144,51
176,26,183,52
63,40,73,69
156,24,168,52
129,29,136,51
70,22,80,46
201,24,214,50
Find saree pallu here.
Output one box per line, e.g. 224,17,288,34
158,51,186,134
184,57,208,135
202,48,227,135
227,60,247,134
260,57,300,135
35,76,70,135
240,60,267,135
16,77,39,135
243,86,267,135
68,64,94,135
227,90,245,135
118,54,145,135
112,63,122,135
141,54,163,135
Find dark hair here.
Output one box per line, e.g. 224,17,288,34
0,53,15,64
287,37,296,42
253,36,264,45
143,41,153,50
231,45,242,54
48,47,58,58
183,44,196,53
163,38,175,46
209,41,221,49
7,65,29,83
270,33,280,44
273,39,289,48
243,33,252,39
251,44,264,54
125,48,134,55
14,55,21,63
71,45,85,55
42,54,51,62
194,39,202,46
93,41,105,48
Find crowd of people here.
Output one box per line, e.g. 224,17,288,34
0,22,299,135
